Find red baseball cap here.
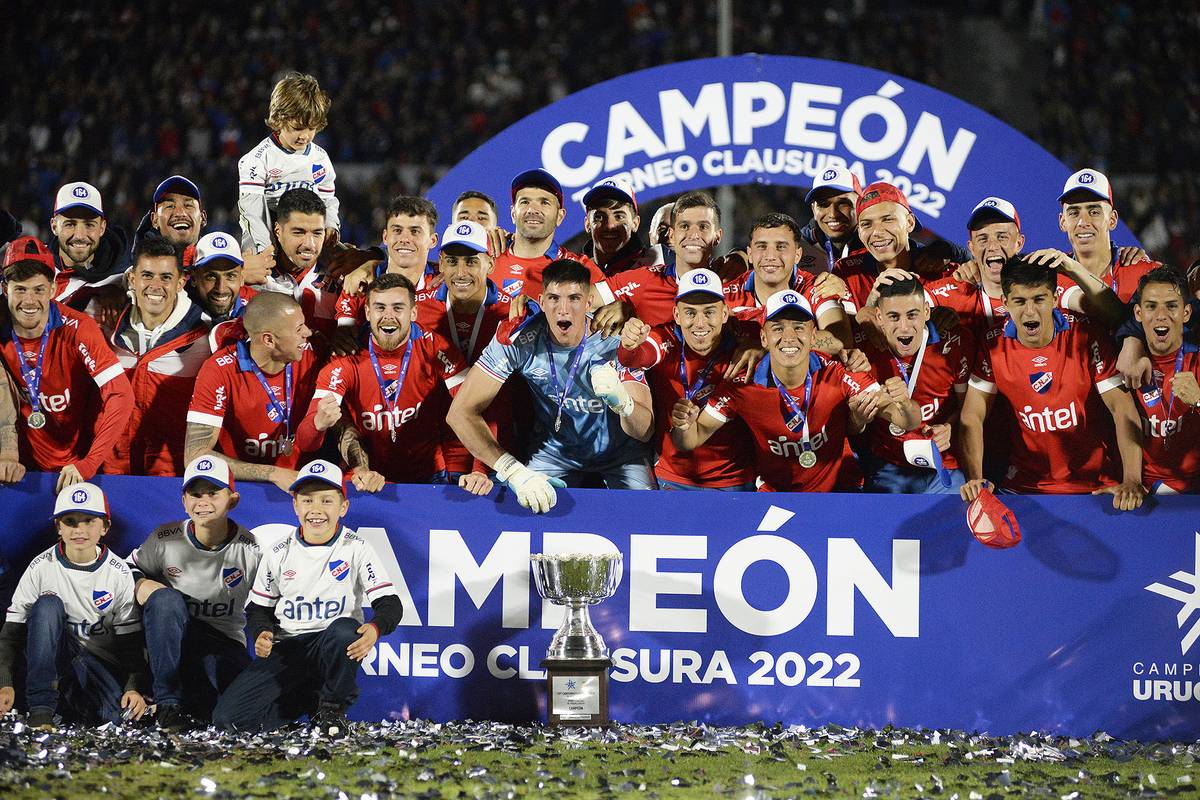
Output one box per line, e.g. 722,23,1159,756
855,181,912,218
2,236,56,277
967,489,1022,549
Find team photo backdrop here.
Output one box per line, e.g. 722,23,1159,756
0,474,1194,741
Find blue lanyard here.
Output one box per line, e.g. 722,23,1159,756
823,238,836,272
1106,244,1120,294
12,324,52,415
774,372,814,449
1164,347,1187,422
247,359,293,438
546,331,589,433
368,335,414,416
676,327,725,401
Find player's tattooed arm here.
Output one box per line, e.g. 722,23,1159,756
338,423,369,471
185,421,296,492
0,371,25,483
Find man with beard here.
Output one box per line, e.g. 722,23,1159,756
449,259,656,513
189,233,257,325
579,177,663,277
297,272,491,495
108,238,212,476
616,269,755,490
489,169,601,301
262,189,341,338
45,182,130,321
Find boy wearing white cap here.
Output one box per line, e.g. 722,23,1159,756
130,456,260,730
0,482,146,729
212,460,402,732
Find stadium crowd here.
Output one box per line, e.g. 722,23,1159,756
1,1,1199,733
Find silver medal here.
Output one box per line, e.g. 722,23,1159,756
888,423,905,436
798,450,817,468
27,411,46,430
279,437,293,456
390,428,397,443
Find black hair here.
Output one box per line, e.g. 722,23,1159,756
542,258,592,291
876,277,925,301
384,195,438,230
1000,255,1056,296
367,271,416,305
276,188,327,225
749,212,802,245
1134,265,1189,304
453,190,497,218
132,235,182,271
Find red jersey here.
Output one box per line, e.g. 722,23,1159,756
1059,246,1160,306
588,241,665,277
595,256,740,327
617,325,753,488
303,324,468,483
264,261,343,337
864,324,973,470
187,340,322,468
722,269,841,322
489,242,602,302
969,312,1123,493
416,280,512,474
0,302,132,477
335,262,441,328
1133,344,1200,493
705,353,879,492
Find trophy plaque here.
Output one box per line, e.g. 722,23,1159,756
530,552,623,726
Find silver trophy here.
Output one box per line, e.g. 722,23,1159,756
530,552,623,725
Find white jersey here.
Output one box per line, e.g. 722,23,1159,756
130,520,261,645
249,526,397,639
6,544,140,666
237,133,340,252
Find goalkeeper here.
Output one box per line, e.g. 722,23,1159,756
448,259,657,512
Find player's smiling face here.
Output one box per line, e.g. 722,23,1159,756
811,190,858,243
1135,281,1191,356
277,124,317,152
129,255,185,322
511,188,564,242
383,214,437,272
1003,282,1056,347
749,226,799,290
857,202,914,263
673,297,728,354
56,512,109,557
292,486,348,541
275,211,325,272
268,306,312,363
454,198,498,228
968,221,1024,287
5,274,54,337
183,481,238,523
439,247,491,303
51,212,106,266
152,193,205,246
877,292,930,358
1059,198,1117,253
540,280,589,347
761,315,814,370
366,286,414,350
586,201,638,260
671,206,721,269
193,263,244,316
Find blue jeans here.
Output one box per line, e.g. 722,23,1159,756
527,455,658,490
25,595,125,724
212,617,362,731
658,478,754,492
143,588,250,719
864,459,966,494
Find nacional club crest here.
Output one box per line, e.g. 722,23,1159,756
222,567,244,588
312,164,327,184
93,589,113,611
1029,371,1053,394
329,559,350,582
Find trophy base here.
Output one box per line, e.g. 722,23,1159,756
542,658,611,727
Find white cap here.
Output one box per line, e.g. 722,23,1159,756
764,289,815,322
193,232,245,270
53,482,110,519
289,459,346,494
54,181,104,218
675,267,724,302
649,203,674,234
1058,168,1113,204
439,220,489,255
804,165,863,203
967,197,1021,231
182,455,235,492
582,176,638,212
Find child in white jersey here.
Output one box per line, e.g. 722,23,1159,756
238,72,340,256
212,460,402,732
131,456,260,730
0,483,147,729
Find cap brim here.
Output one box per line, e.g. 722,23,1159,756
582,186,636,210
54,202,104,218
192,253,244,269
804,183,856,204
440,241,488,255
182,475,232,491
53,508,109,520
288,475,345,494
765,304,815,322
1058,187,1111,204
967,208,1018,229
676,288,725,303
155,178,201,204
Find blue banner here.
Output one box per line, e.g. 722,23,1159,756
0,474,1194,740
428,54,1138,250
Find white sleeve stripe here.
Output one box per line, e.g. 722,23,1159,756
477,362,508,383
313,388,345,403
1096,375,1124,393
595,282,616,306
366,582,394,594
968,375,997,394
704,405,730,424
647,337,664,365
186,410,225,427
1060,285,1082,309
93,363,124,387
815,299,839,319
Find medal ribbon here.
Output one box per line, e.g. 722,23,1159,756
546,330,589,431
676,326,725,401
12,323,52,419
368,335,414,421
247,358,293,440
774,371,815,454
446,300,486,359
892,326,930,400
